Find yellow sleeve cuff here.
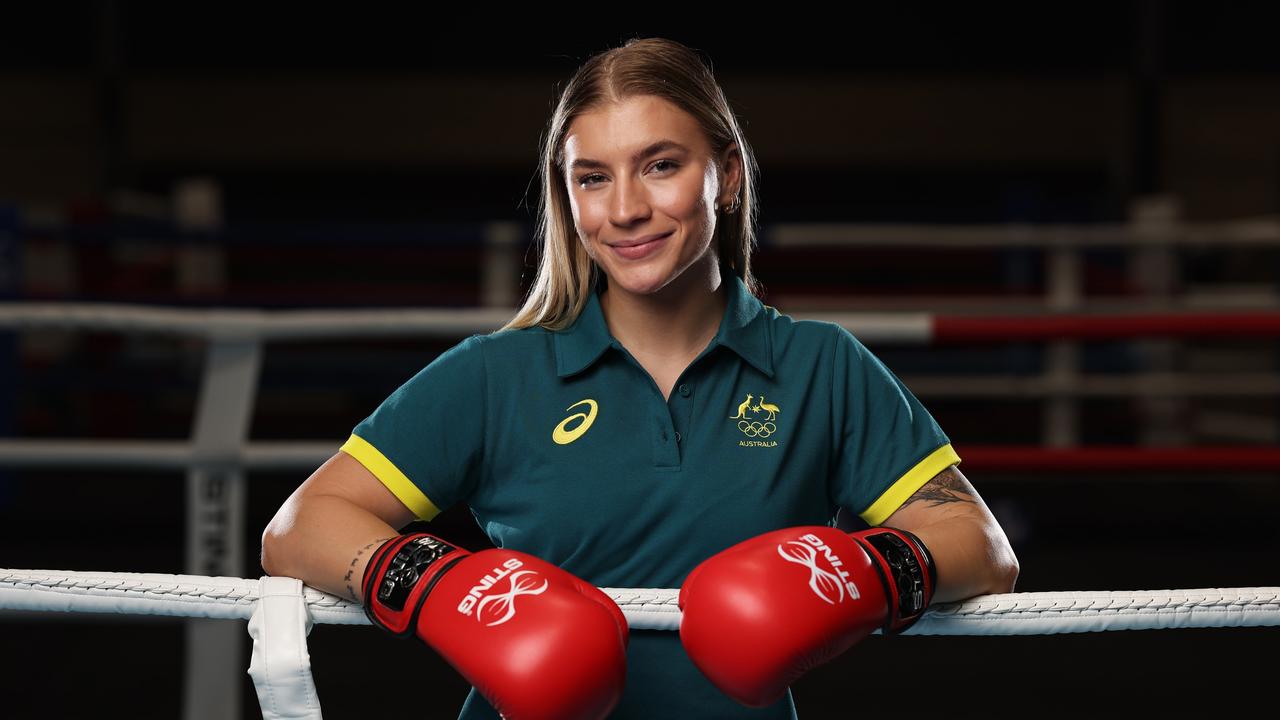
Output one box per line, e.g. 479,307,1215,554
339,433,442,521
859,443,962,526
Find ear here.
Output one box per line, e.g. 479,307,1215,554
718,142,743,206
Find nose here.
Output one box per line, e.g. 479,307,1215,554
609,174,651,226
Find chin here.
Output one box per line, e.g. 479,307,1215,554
612,276,669,296
607,265,675,296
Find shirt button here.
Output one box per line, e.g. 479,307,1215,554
678,384,690,397
675,431,682,443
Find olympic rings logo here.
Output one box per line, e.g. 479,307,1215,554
737,420,777,438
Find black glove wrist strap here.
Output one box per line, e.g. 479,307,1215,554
362,533,464,638
855,527,936,636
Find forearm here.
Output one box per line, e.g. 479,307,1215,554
261,494,402,602
901,517,1020,604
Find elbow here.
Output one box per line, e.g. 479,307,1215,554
980,517,1020,595
259,516,291,578
259,524,279,577
260,494,307,578
990,546,1020,595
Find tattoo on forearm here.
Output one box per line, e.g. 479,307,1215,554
898,466,976,510
345,536,398,602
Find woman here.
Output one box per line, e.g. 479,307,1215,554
262,37,1020,719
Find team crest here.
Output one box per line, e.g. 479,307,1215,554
728,393,781,448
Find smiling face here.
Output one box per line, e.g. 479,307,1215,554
562,95,739,299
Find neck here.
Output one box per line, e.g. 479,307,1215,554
599,258,728,360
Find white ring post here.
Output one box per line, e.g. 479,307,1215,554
184,337,262,720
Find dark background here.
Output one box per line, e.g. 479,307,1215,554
2,3,1278,718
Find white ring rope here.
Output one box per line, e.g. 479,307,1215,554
3,568,1277,636
0,303,928,344
0,303,516,340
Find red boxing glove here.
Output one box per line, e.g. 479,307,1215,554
362,533,629,720
678,525,935,707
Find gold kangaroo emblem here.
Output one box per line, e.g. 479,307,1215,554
755,395,781,421
730,391,781,441
553,399,598,445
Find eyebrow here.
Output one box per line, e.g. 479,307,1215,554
569,139,691,172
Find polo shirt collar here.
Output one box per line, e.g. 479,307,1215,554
555,266,774,379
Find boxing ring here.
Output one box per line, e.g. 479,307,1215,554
3,217,1279,718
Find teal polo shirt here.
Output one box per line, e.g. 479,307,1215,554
342,268,959,719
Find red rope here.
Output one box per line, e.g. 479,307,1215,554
959,445,1280,471
934,313,1280,343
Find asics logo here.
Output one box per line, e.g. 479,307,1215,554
456,559,549,626
552,399,598,445
777,533,861,605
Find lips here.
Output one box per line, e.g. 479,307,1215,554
610,231,672,248
608,231,671,260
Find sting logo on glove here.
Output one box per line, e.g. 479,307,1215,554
776,534,862,605
457,562,551,627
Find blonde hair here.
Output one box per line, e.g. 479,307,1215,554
499,37,761,333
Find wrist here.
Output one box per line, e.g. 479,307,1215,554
848,527,936,635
